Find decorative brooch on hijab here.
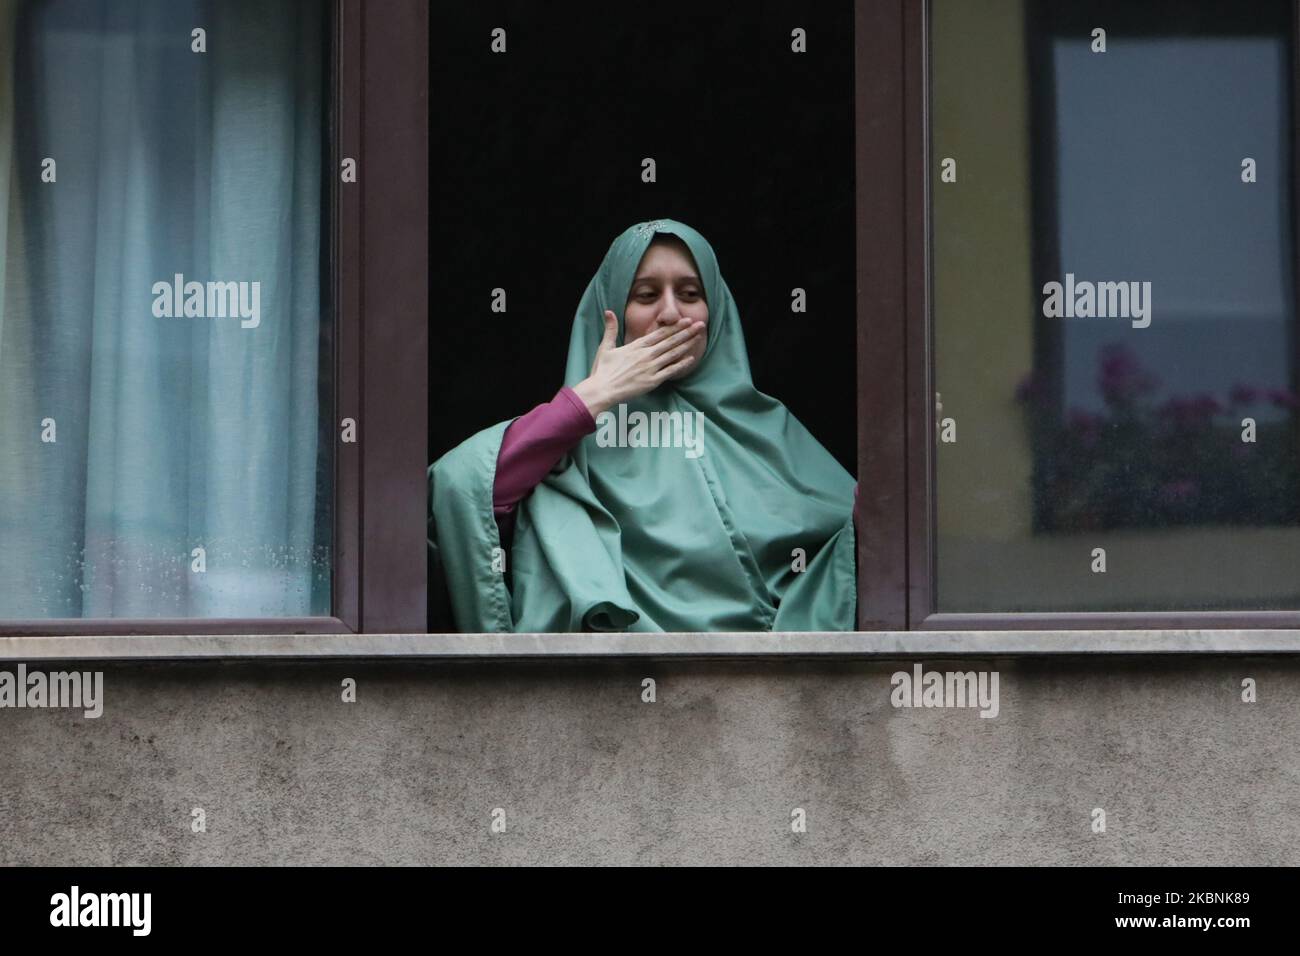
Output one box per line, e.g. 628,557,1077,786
632,219,668,240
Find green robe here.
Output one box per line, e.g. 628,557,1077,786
429,219,857,632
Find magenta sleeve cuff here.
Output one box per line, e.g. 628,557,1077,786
494,386,599,519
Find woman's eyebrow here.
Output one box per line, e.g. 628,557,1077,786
631,274,702,284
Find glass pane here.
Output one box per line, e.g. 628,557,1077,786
0,0,332,618
932,0,1299,612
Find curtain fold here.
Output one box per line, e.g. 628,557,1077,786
0,0,328,619
0,0,14,358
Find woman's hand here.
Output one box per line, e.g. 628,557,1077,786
572,310,704,418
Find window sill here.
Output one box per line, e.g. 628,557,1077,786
2,630,1300,661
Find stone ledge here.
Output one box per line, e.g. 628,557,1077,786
2,630,1300,661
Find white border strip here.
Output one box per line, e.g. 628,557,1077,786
2,630,1300,661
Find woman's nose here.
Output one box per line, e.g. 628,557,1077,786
658,302,683,324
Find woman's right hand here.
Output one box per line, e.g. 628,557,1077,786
571,310,704,418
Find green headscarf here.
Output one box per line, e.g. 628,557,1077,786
429,219,857,632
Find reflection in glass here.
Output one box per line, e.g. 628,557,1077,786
932,0,1300,612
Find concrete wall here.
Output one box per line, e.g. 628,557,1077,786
3,654,1297,865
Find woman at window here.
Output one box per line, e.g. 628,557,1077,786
428,219,857,631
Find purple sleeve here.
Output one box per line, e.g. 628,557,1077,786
494,386,597,540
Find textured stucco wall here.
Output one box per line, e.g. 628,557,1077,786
1,657,1297,865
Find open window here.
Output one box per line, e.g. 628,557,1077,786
428,0,860,634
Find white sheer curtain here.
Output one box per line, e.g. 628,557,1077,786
0,0,330,618
0,0,16,366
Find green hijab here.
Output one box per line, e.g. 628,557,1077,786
429,219,857,632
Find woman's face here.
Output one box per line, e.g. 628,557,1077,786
624,238,709,378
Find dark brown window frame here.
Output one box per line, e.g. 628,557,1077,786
0,0,429,638
10,0,1294,647
855,0,911,630
892,0,1300,630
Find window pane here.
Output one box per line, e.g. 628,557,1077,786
0,0,332,618
932,0,1299,612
